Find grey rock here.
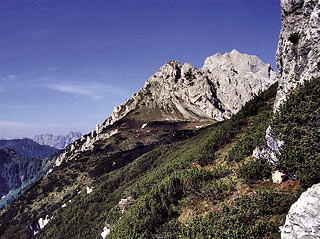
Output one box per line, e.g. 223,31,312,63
260,0,320,169
252,126,284,164
275,0,320,110
281,183,320,239
104,50,277,126
203,50,277,114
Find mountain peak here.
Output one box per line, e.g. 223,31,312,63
33,132,82,149
103,50,277,130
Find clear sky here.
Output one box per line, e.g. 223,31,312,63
0,0,281,138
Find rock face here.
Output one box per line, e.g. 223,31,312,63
33,131,82,149
259,0,320,171
281,183,320,239
105,50,277,126
203,50,277,114
275,0,320,110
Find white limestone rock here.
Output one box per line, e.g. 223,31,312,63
101,224,111,239
86,186,93,194
275,0,320,110
272,170,286,184
119,196,134,214
53,51,277,170
103,51,277,126
281,183,320,239
141,123,147,129
203,49,277,114
32,215,52,235
262,0,320,172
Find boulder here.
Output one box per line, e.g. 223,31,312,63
281,183,320,239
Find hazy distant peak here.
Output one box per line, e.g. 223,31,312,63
33,131,82,149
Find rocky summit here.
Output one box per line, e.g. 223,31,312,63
105,49,277,126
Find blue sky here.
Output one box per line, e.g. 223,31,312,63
0,0,281,138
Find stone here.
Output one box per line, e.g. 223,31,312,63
119,196,134,214
96,124,100,134
272,170,286,184
101,224,111,239
203,49,277,114
275,0,320,111
281,183,320,239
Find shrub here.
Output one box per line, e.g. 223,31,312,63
238,157,271,181
272,78,320,188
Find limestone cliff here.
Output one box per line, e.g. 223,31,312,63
275,0,320,110
259,0,320,164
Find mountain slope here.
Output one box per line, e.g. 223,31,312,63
0,148,58,209
38,80,316,239
33,132,82,149
0,139,58,159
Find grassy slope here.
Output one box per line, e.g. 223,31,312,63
35,82,304,239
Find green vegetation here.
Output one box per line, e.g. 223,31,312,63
238,157,272,181
272,78,320,188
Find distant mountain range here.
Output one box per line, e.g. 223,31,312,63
32,131,82,149
0,138,59,159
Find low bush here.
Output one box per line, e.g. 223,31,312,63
272,78,320,188
238,157,271,181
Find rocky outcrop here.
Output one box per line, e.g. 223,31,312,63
253,126,284,165
259,0,320,174
33,131,82,149
275,0,320,110
54,128,118,167
272,170,286,184
281,183,320,239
